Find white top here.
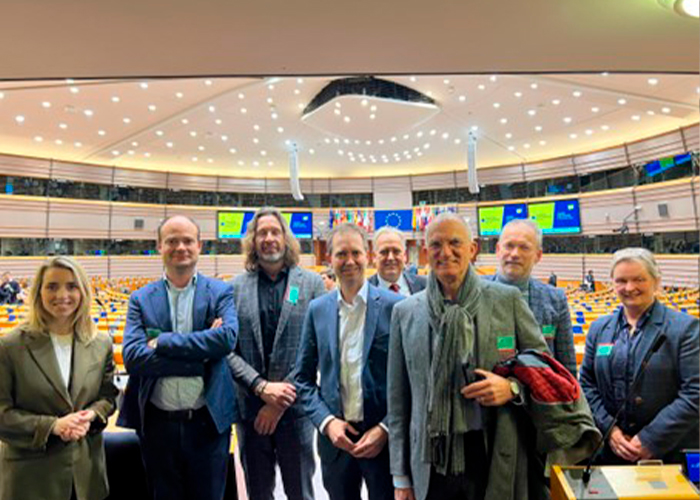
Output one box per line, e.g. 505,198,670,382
377,272,411,297
337,281,368,423
49,332,73,389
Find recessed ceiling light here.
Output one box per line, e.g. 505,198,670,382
563,117,572,124
42,101,51,108
344,116,351,123
127,150,135,156
215,119,223,125
370,105,377,112
527,109,536,116
267,84,274,91
271,113,279,120
83,109,94,117
601,72,609,77
309,149,315,154
470,125,479,131
661,107,671,113
241,108,247,114
70,87,79,94
34,136,43,142
601,125,610,131
166,142,174,148
0,92,5,99
551,99,561,105
191,157,198,162
112,150,120,156
98,130,106,136
297,78,304,84
591,107,600,113
139,82,149,89
324,138,331,144
585,129,594,135
253,137,260,144
458,95,466,102
505,133,513,139
148,104,157,111
416,131,424,138
111,96,120,103
370,114,376,120
493,102,501,109
535,125,543,132
123,117,131,124
59,123,67,129
176,92,184,99
647,110,656,115
631,115,641,121
181,118,189,124
334,109,341,116
508,146,515,151
144,152,151,158
228,148,237,154
253,161,260,166
443,79,450,85
253,124,260,131
198,145,205,151
155,130,164,136
530,83,538,90
648,78,659,86
74,142,82,147
409,76,417,82
539,140,546,146
523,143,531,149
294,89,301,95
55,139,63,145
208,105,216,113
15,115,25,124
454,138,462,145
490,75,498,82
569,133,578,139
572,91,582,97
441,132,449,139
618,98,627,105
131,141,139,147
220,135,229,142
500,118,508,124
514,91,523,98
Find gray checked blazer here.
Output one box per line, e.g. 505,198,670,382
227,266,325,422
484,275,577,376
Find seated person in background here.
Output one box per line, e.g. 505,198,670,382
580,248,699,465
548,271,558,288
369,226,426,296
583,270,595,292
485,219,577,376
0,256,118,500
320,268,337,292
0,272,22,304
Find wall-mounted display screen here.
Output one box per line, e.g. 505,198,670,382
644,152,693,177
218,211,313,239
282,211,313,239
477,203,527,236
217,211,255,239
528,199,581,234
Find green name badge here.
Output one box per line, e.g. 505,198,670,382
287,286,299,305
146,328,162,339
542,324,555,338
497,336,515,350
596,343,614,356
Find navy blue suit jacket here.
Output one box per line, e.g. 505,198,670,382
118,274,239,434
294,283,403,430
580,302,699,462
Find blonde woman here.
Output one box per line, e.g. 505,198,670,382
0,256,118,500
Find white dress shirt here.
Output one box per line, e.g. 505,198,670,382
50,332,73,389
377,272,411,297
320,281,369,434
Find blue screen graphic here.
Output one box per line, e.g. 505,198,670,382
550,199,581,234
286,212,313,239
686,452,699,483
374,210,414,231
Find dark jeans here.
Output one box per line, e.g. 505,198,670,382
317,421,393,500
426,431,488,500
140,404,231,500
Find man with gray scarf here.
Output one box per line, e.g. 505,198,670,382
387,213,549,500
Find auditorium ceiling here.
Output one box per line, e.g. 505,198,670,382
0,0,697,179
0,74,697,178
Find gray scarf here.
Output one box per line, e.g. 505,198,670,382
424,265,482,475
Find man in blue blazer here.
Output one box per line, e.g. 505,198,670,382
486,218,577,376
368,226,426,296
119,215,238,500
295,223,402,500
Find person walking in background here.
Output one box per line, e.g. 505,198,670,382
228,208,325,500
0,256,118,500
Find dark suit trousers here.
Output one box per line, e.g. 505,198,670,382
425,431,488,500
237,412,316,500
317,423,393,500
140,404,231,500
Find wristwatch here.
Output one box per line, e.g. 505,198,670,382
509,378,524,405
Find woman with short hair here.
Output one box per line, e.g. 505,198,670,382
580,248,699,464
0,256,118,500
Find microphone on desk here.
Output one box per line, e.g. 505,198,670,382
582,333,667,485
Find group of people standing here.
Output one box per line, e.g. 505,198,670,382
0,207,697,500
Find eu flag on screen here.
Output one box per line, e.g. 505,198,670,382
374,210,414,231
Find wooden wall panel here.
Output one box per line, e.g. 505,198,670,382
0,154,50,178
574,146,628,175
329,177,373,194
525,157,576,181
681,124,699,151
47,199,111,239
218,177,265,193
113,168,167,189
626,129,684,165
579,188,635,234
411,172,457,190
163,205,218,240
0,196,49,237
477,164,524,185
167,173,218,192
51,161,113,185
110,203,166,240
635,179,698,232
